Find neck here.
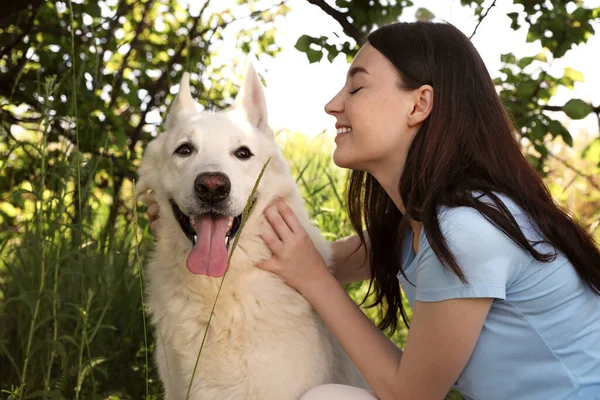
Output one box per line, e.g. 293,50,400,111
369,168,422,235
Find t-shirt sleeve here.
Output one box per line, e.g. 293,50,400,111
415,207,525,302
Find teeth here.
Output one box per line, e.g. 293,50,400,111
336,127,352,135
193,235,197,244
225,236,230,248
227,217,233,232
190,217,196,229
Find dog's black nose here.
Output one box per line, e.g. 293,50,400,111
195,172,231,203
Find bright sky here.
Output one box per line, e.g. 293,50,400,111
192,0,600,139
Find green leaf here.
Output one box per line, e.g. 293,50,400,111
563,99,593,119
507,12,520,30
530,121,546,140
294,35,313,52
547,120,573,146
306,49,324,63
534,51,548,62
563,67,584,83
582,138,600,162
500,52,516,64
517,57,534,69
517,80,538,99
415,7,435,22
526,30,538,43
327,47,340,62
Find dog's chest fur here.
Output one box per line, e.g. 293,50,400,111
144,218,353,399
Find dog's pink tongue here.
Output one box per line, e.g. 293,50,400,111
186,215,230,277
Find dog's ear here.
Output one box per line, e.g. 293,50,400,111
165,72,196,130
136,137,164,201
233,62,269,131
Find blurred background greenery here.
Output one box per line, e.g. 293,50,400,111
1,0,599,398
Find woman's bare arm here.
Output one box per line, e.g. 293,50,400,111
330,232,371,285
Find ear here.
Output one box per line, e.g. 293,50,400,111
136,137,164,201
165,72,196,130
407,84,434,127
233,62,269,129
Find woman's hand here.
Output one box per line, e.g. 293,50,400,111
257,200,331,294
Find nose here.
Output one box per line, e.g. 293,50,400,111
324,89,344,116
194,172,231,204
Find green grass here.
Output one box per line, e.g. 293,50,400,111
0,150,163,399
1,14,161,395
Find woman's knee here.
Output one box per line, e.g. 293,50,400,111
300,384,378,400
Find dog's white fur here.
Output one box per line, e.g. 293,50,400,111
137,64,367,399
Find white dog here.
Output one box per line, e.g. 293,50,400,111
136,64,367,399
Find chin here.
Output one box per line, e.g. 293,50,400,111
332,150,361,171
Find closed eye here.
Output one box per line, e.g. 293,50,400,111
349,87,363,94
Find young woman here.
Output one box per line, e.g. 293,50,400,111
147,22,600,400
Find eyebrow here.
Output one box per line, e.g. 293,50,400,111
348,66,369,78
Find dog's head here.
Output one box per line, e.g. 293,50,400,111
137,63,289,277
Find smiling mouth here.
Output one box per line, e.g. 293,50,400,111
336,126,352,135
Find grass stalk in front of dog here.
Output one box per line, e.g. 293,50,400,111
184,158,272,400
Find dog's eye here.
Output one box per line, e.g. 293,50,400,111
174,143,194,157
234,146,253,160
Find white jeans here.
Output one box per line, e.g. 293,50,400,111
300,384,378,400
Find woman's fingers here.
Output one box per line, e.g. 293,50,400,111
256,259,279,274
259,223,284,256
146,201,160,237
275,201,303,234
148,202,159,222
264,204,293,242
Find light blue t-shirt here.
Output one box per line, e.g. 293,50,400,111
397,196,600,400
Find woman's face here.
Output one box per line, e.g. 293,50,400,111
325,44,432,186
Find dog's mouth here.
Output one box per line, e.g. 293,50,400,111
170,200,245,248
170,199,255,277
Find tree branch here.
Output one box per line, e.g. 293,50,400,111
470,0,497,39
543,104,600,114
305,0,366,45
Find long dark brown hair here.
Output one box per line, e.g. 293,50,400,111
347,21,600,333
